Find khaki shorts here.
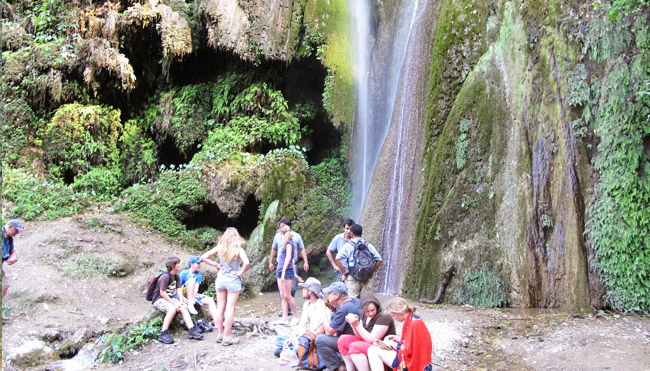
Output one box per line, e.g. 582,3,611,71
345,276,368,299
153,298,181,313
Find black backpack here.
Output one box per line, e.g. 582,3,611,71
349,240,375,281
145,272,171,301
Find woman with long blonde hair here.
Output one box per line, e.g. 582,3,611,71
201,227,250,346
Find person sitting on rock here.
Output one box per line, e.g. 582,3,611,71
274,277,332,357
337,293,396,371
152,256,203,344
366,297,432,371
295,277,332,337
315,281,362,371
179,256,218,332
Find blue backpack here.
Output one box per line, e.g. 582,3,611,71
296,331,324,370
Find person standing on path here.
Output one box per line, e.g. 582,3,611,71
268,218,309,316
201,227,250,346
335,224,382,298
326,219,354,280
2,219,23,301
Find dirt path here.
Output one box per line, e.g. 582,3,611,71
2,214,650,370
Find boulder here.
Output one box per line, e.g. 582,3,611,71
6,340,60,368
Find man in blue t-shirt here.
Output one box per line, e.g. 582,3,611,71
2,219,24,300
325,219,354,279
178,256,218,331
315,281,362,371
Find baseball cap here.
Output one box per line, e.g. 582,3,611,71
7,219,24,232
298,277,323,298
322,281,347,295
188,256,202,266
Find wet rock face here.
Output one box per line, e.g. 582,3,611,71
201,0,304,62
396,0,624,310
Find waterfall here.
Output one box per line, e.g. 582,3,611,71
350,0,431,294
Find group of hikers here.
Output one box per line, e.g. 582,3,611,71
150,217,433,371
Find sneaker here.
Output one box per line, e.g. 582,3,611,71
273,347,282,357
221,336,240,346
215,333,223,343
289,317,300,326
187,326,204,340
196,319,213,333
158,330,174,344
187,302,198,315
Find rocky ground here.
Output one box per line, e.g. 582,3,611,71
2,214,649,370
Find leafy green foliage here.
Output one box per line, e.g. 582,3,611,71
2,168,91,220
587,51,650,311
453,264,508,307
594,0,650,22
28,0,68,43
120,120,158,185
116,165,209,238
99,317,163,363
71,165,123,201
44,104,123,181
145,74,304,157
567,64,590,107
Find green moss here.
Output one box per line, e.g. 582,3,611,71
44,103,122,181
452,263,508,307
303,0,354,127
116,164,209,238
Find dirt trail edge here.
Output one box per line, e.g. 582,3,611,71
2,214,649,370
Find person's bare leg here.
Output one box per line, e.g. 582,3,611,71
277,278,289,321
202,296,219,325
223,291,241,338
342,354,356,371
161,301,177,331
281,279,298,318
215,290,227,335
2,285,8,298
350,354,370,371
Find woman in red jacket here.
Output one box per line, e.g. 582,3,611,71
366,297,432,371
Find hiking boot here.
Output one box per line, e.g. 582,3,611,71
187,326,203,340
196,319,213,333
157,330,174,344
221,336,240,346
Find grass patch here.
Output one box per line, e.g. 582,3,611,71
61,253,126,278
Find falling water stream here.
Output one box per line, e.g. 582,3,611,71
350,0,431,294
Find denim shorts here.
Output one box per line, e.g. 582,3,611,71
215,277,242,292
276,267,295,279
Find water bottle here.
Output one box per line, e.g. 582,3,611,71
348,255,355,269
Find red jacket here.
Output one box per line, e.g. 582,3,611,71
394,313,432,371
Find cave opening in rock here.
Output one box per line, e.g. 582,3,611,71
156,136,199,169
183,195,261,238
